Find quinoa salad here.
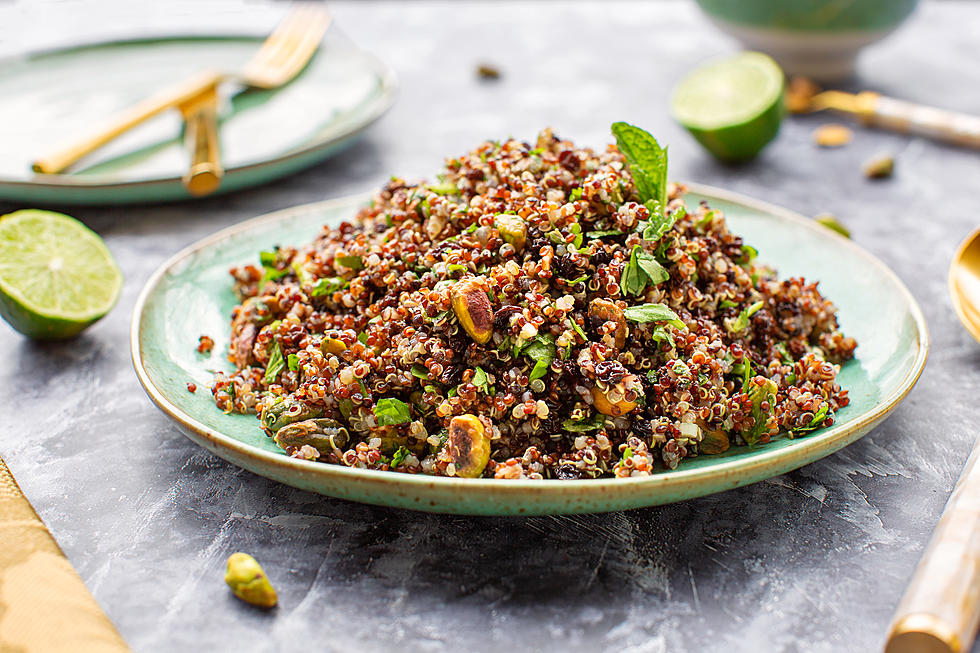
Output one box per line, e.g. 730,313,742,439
210,123,856,480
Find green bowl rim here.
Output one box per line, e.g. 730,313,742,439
130,184,929,497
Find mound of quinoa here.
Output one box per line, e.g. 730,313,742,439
212,128,856,480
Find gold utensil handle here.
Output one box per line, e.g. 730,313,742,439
868,96,980,149
180,88,223,197
32,70,224,175
885,438,980,653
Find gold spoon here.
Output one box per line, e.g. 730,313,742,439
884,227,980,653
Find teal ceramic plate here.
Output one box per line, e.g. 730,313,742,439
131,185,928,515
0,34,396,205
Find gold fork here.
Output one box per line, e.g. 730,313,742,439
32,4,331,196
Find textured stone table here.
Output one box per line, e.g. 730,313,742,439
1,1,978,651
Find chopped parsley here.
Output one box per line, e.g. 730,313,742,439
374,398,412,426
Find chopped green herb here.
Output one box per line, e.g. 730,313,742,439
569,187,583,201
563,274,589,285
311,276,348,298
411,364,429,380
738,245,758,266
742,378,777,445
729,300,765,333
562,412,606,432
357,331,368,345
530,359,550,381
259,250,288,284
427,181,459,195
287,354,299,372
621,245,669,296
374,398,412,426
448,386,458,398
264,343,285,384
623,303,685,329
472,366,492,394
336,255,364,270
390,446,410,468
586,229,625,239
650,324,675,348
338,398,353,420
570,319,587,341
719,299,738,310
793,404,829,435
621,446,633,461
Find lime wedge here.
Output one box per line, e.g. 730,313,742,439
671,52,786,162
0,210,123,339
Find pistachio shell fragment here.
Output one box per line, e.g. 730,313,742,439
447,414,491,478
274,418,349,456
863,154,894,179
699,426,730,454
450,277,493,344
813,123,852,148
589,298,628,349
494,214,527,251
591,385,637,417
260,397,323,434
224,553,277,608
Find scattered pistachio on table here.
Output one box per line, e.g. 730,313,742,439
476,63,501,80
864,154,895,179
813,124,853,148
814,213,851,239
224,553,278,608
785,76,821,114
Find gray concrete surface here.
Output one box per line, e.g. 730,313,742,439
1,1,978,651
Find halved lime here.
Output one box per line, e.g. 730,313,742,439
0,210,123,339
671,52,786,162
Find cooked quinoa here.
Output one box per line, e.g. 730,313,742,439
211,126,856,480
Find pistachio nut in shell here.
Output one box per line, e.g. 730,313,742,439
450,277,493,344
447,414,491,478
224,553,277,608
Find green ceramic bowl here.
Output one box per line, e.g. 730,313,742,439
0,34,396,205
694,0,920,81
131,185,928,515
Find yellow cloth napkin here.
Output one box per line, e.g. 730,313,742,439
0,456,130,652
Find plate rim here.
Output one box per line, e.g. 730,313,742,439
130,183,930,500
1,33,398,191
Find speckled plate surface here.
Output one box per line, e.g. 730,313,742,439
131,184,928,515
0,34,396,205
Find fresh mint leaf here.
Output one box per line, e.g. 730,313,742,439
374,398,412,426
521,334,556,379
635,249,668,285
611,122,668,211
265,343,285,384
623,303,685,330
411,364,429,380
287,354,299,372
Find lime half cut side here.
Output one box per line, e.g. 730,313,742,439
0,210,123,339
671,51,786,162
